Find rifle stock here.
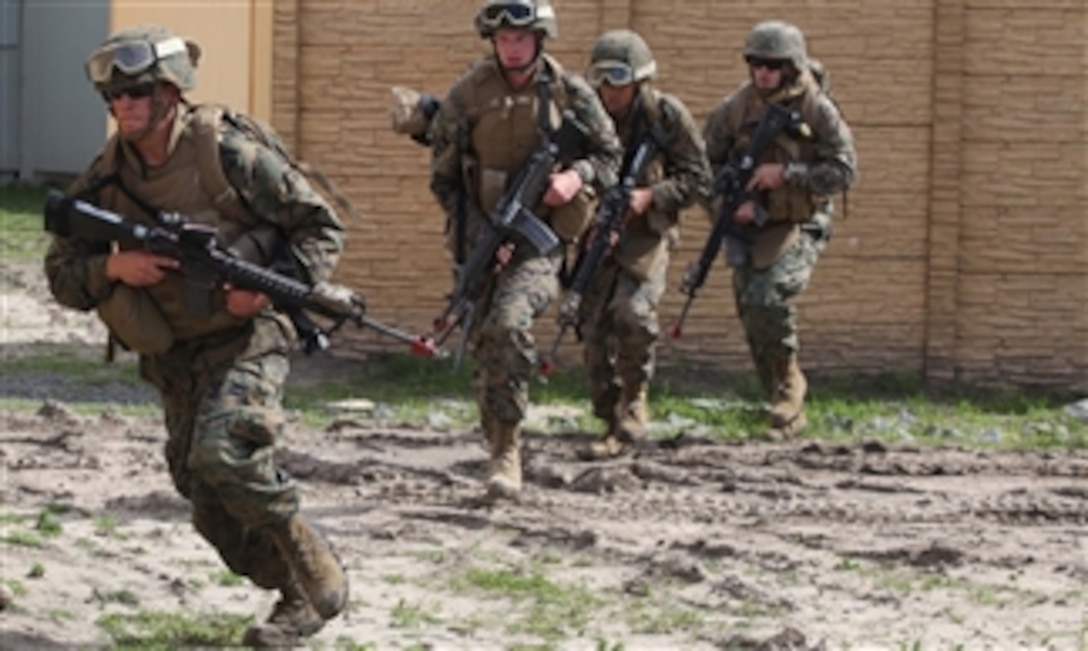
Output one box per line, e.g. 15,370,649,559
433,111,589,370
539,127,664,377
670,103,800,339
44,191,445,358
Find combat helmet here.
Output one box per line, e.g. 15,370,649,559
743,20,807,70
85,25,201,94
475,0,558,39
586,29,656,87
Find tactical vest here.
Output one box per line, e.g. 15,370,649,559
86,104,260,343
451,54,593,245
728,69,823,224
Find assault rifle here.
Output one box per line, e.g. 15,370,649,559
432,111,589,370
538,124,666,377
670,102,802,339
43,191,444,357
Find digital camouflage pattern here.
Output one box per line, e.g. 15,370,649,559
45,59,345,596
703,20,855,436
581,86,710,437
430,53,621,433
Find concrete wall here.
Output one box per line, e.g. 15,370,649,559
2,0,109,179
268,0,1086,390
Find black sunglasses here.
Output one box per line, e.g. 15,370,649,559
103,83,156,101
746,57,787,71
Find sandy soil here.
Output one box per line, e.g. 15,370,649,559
2,260,1086,650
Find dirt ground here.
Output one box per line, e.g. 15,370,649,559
2,260,1086,650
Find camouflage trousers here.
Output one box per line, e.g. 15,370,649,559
472,250,561,426
140,315,299,590
732,226,827,392
581,259,665,421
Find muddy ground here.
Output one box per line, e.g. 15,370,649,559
2,260,1086,650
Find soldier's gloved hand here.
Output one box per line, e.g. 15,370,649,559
106,250,178,287
313,281,366,316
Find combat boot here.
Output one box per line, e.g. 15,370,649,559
242,580,325,648
766,354,807,440
581,384,647,460
616,383,649,442
578,413,622,461
486,421,522,499
268,516,349,620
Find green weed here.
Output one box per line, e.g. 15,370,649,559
0,184,52,262
96,610,253,649
389,597,442,629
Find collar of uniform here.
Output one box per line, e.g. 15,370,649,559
165,101,190,156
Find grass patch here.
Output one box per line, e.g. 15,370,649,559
286,354,1086,450
96,610,253,649
93,587,141,607
1,578,27,598
389,597,443,629
2,355,142,384
3,333,1082,452
213,570,244,587
1,530,44,548
454,566,605,640
94,514,128,540
0,184,52,262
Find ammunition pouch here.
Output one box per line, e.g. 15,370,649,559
97,284,176,355
751,223,801,270
766,185,815,225
548,184,597,244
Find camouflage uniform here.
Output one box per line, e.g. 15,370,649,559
579,30,711,458
703,20,856,439
430,0,622,497
44,26,348,647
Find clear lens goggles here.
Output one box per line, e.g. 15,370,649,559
479,3,536,29
86,37,187,83
586,62,635,88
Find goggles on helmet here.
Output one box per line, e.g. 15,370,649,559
86,37,187,84
479,3,536,30
586,61,635,88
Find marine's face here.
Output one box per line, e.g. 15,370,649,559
747,57,786,91
493,27,537,70
105,82,156,138
597,82,636,117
